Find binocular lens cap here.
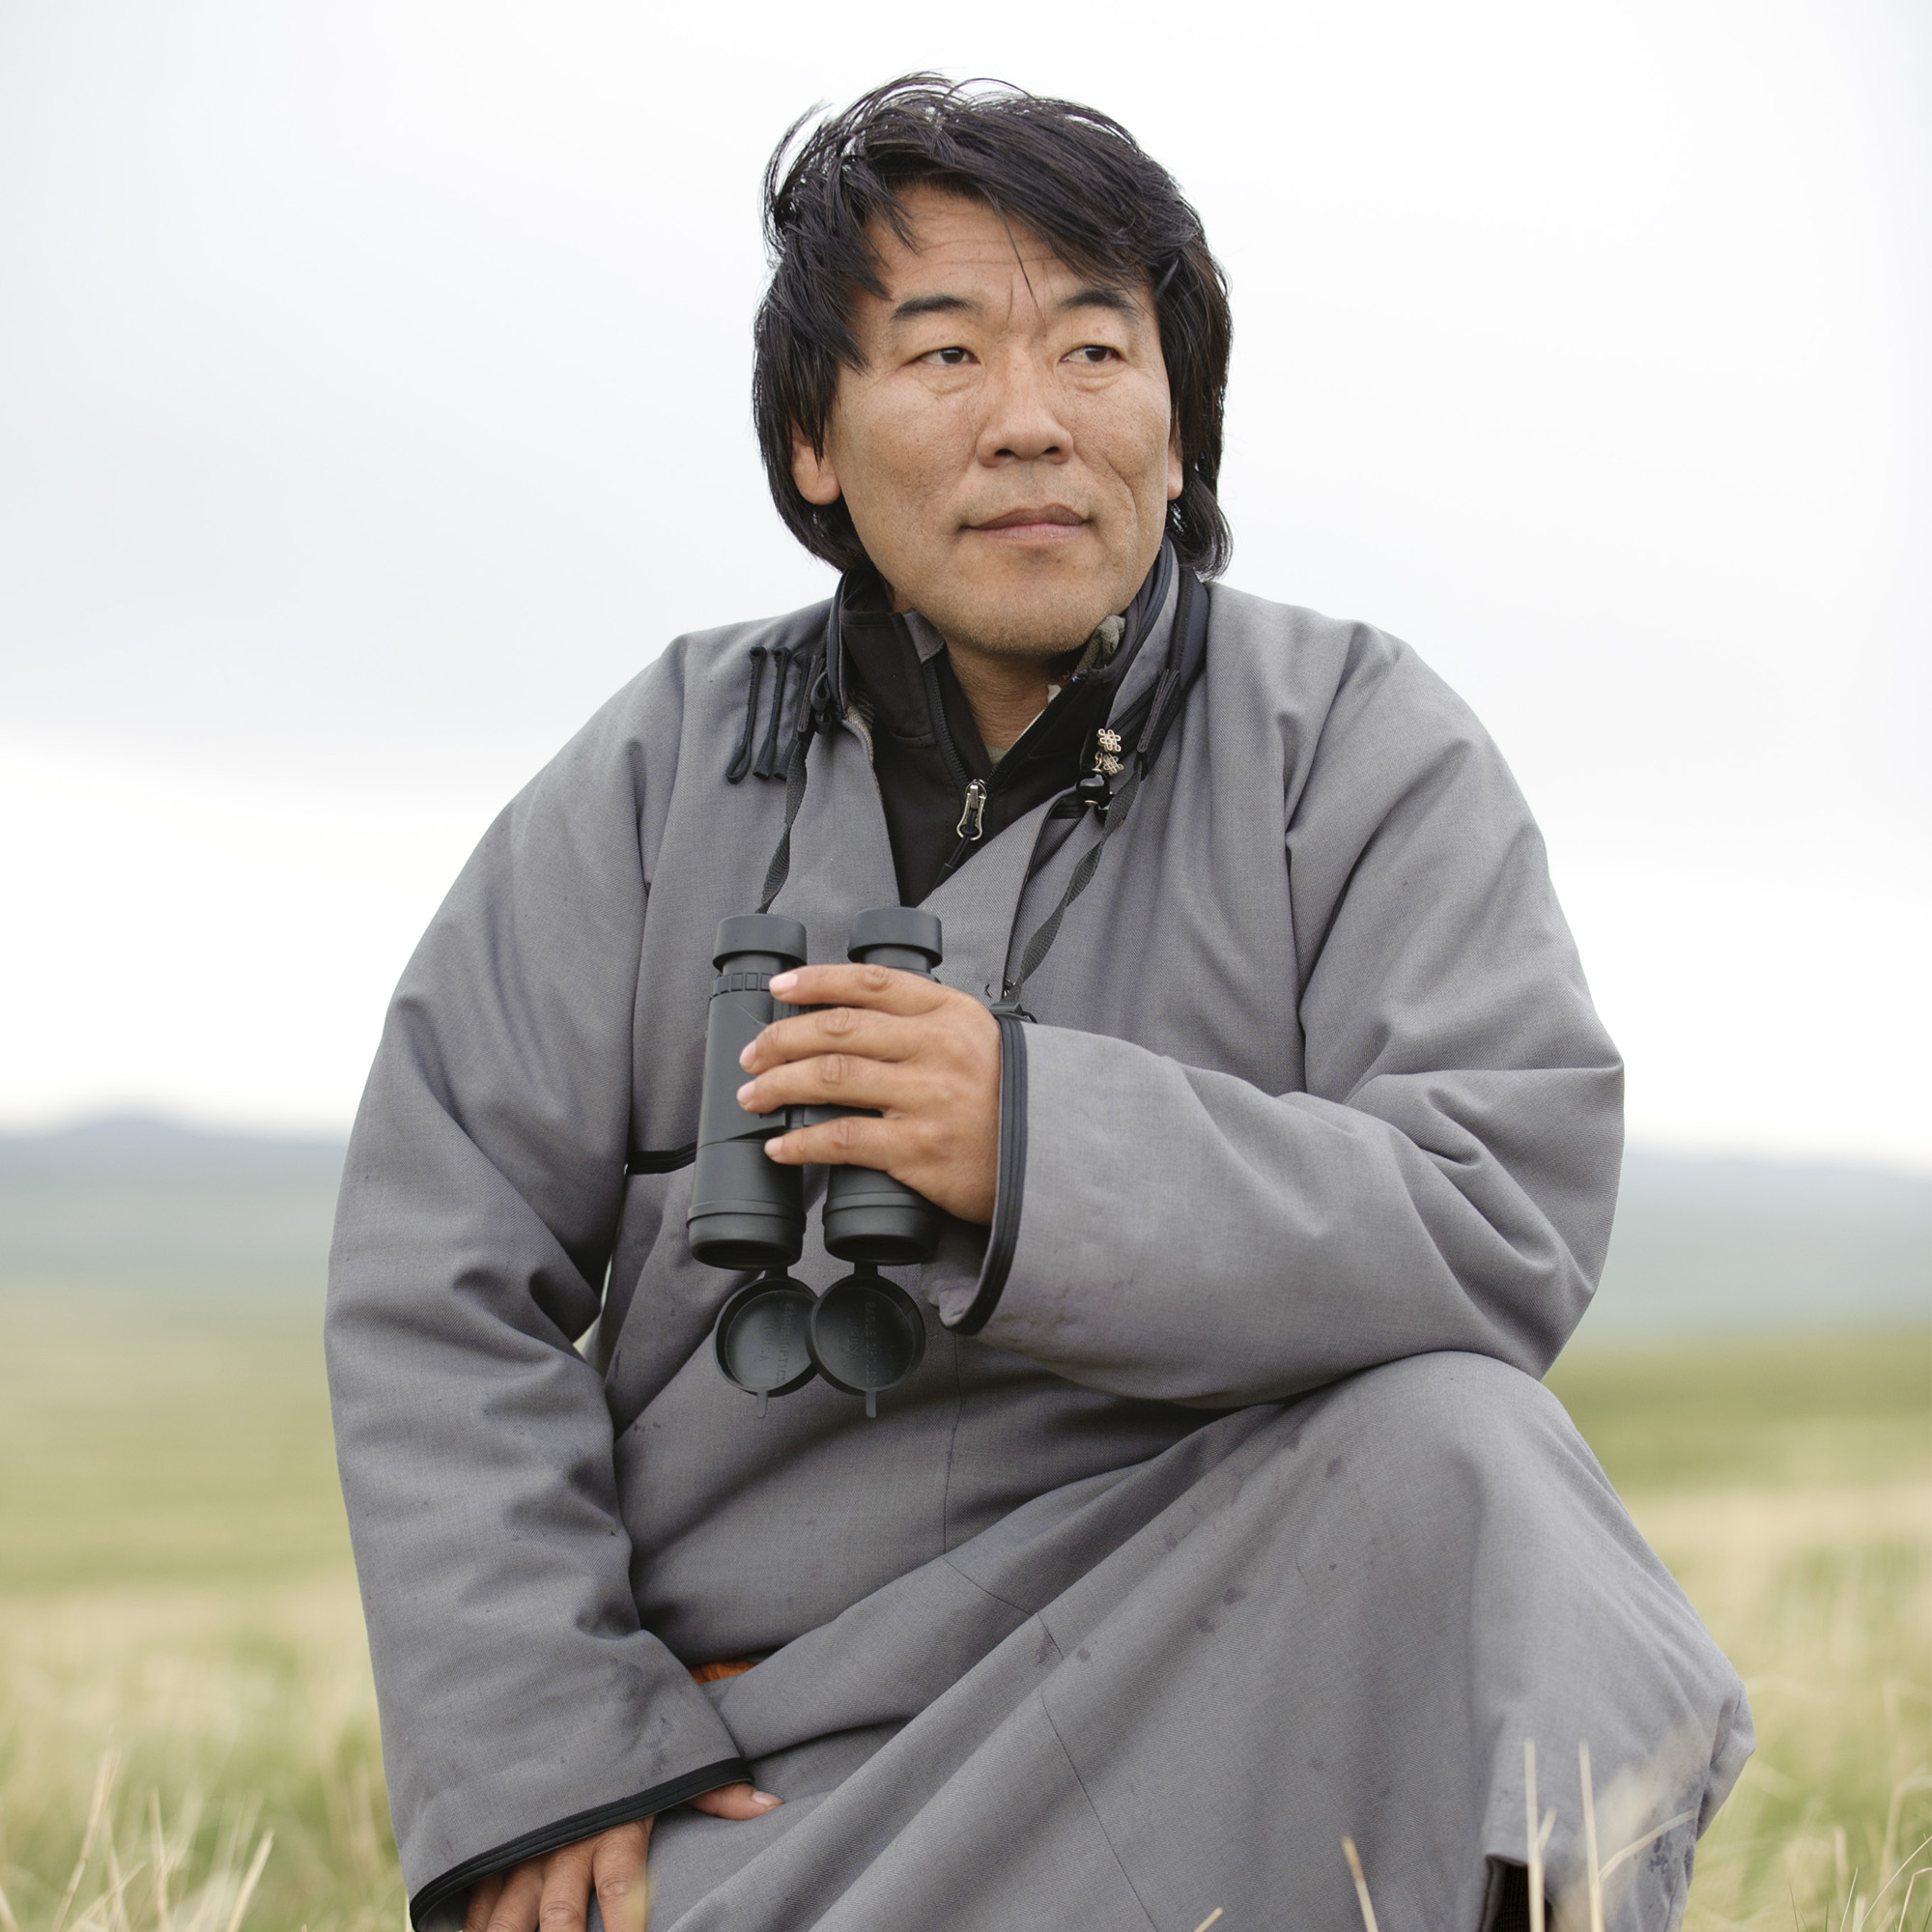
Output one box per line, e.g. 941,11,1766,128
714,1275,818,1399
809,1270,927,1398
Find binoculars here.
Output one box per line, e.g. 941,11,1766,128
688,906,944,1417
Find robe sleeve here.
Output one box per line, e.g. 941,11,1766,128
324,648,748,1928
923,628,1624,1406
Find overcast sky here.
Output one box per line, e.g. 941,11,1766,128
2,0,1927,1169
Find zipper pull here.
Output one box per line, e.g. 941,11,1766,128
955,779,988,841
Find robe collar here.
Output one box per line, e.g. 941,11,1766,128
827,544,1177,755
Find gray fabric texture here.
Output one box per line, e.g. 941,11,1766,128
326,580,1750,1930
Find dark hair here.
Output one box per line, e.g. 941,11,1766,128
753,75,1234,579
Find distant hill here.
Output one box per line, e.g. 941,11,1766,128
1,1119,1926,1334
1582,1146,1929,1337
0,1117,343,1292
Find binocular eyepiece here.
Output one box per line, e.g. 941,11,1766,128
688,906,944,1416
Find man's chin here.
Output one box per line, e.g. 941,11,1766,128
928,600,1110,660
922,551,1131,659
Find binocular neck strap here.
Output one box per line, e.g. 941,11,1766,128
1001,755,1146,1010
1001,568,1203,1013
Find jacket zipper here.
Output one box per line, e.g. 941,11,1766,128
955,779,987,840
923,651,1071,882
923,654,991,875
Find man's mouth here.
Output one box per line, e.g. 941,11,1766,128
968,505,1087,538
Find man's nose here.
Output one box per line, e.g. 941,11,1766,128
975,352,1069,466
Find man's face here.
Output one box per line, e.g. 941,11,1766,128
790,185,1183,660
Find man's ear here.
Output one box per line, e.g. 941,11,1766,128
1166,426,1185,503
791,433,842,507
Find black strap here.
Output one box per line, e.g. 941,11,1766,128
1001,571,1206,1009
625,1142,696,1175
724,647,767,784
756,707,813,913
632,651,817,1165
1004,758,1145,1004
752,645,794,780
754,628,832,913
633,616,832,1183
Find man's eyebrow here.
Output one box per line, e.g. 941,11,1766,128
1061,286,1142,319
887,286,1144,326
890,293,977,323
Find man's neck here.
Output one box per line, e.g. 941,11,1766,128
943,641,1083,753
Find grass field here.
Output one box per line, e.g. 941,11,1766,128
0,1289,1925,1931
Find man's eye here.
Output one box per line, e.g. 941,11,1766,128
1068,345,1119,364
923,346,973,366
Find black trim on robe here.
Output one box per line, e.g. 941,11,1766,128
410,1758,752,1929
954,1009,1030,1335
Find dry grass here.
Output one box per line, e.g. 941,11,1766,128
1634,1482,1931,1931
0,1580,393,1932
0,1292,396,1932
0,1292,1923,1929
1550,1336,1931,1930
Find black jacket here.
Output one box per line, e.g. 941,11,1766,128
832,550,1176,905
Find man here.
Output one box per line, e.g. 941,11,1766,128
327,76,1749,1932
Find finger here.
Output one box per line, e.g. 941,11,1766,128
763,1112,921,1170
535,1838,596,1932
464,1872,507,1932
768,962,953,1015
741,1003,927,1074
478,1862,544,1932
688,1780,783,1821
739,1053,936,1120
590,1823,652,1932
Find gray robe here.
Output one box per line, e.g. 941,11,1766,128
327,576,1750,1932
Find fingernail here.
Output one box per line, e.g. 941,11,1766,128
753,1791,781,1810
738,1043,755,1068
770,971,797,992
736,1082,755,1105
763,1137,787,1160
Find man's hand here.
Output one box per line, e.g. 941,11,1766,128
462,1785,779,1932
736,963,1002,1225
